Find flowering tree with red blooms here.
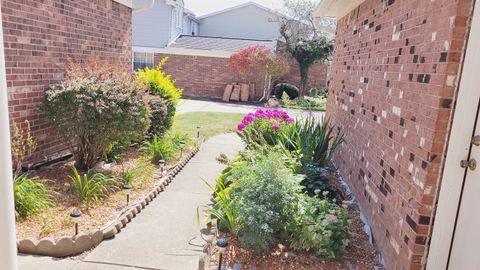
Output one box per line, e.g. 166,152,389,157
230,45,290,101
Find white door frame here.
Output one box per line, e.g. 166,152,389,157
426,1,480,269
0,1,18,269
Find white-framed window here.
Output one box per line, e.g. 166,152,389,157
133,52,154,70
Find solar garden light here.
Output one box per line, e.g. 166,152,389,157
196,126,201,139
159,159,166,176
216,238,228,270
179,140,186,159
123,184,132,206
70,209,82,236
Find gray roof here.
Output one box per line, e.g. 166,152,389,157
168,35,278,52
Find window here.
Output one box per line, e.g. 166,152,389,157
133,52,154,70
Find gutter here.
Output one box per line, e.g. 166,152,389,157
133,0,156,13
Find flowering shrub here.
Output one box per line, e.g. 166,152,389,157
42,60,148,170
237,109,294,147
288,196,349,258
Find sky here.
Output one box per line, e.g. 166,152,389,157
184,0,285,16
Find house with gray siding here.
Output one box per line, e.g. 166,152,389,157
198,2,285,40
132,0,199,69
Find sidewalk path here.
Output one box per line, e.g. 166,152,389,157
177,98,325,119
18,133,244,270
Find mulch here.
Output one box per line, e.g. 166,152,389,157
15,147,187,240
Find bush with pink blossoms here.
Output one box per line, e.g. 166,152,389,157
237,109,295,147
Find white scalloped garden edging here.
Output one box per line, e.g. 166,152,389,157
17,147,199,257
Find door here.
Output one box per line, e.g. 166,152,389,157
427,1,480,269
448,103,480,269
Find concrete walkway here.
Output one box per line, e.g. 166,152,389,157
177,98,324,119
18,133,244,270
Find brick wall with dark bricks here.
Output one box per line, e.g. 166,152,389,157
2,0,132,161
325,0,474,269
154,51,328,100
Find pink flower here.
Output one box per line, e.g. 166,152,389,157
286,117,294,124
272,124,280,131
325,214,338,223
237,123,246,131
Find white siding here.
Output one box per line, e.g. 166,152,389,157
199,5,282,40
133,0,172,48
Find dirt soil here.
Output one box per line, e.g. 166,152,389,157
15,147,190,240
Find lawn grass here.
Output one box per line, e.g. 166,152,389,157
171,112,244,139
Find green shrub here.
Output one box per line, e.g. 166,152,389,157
281,116,344,168
288,197,349,258
148,97,176,137
282,96,327,111
68,167,118,208
14,174,55,218
136,58,183,103
42,61,148,170
141,134,174,162
310,87,320,97
229,152,303,253
274,83,300,99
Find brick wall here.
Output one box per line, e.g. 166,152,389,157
155,53,267,100
154,52,328,100
325,0,474,269
2,0,132,161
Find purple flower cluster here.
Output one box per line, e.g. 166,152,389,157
237,109,294,131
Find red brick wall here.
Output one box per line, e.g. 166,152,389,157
155,53,267,100
154,52,328,100
2,0,132,160
325,0,474,269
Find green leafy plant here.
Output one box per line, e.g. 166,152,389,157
229,152,303,253
280,27,333,92
282,96,327,111
14,174,55,218
281,116,344,168
68,166,117,208
105,140,133,162
121,169,135,186
288,197,349,258
200,179,242,234
42,60,148,170
136,57,183,103
141,134,174,162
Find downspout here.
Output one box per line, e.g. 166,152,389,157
0,1,18,269
133,0,156,14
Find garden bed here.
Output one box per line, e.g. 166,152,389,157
216,211,377,269
209,168,379,270
200,109,380,269
15,146,192,240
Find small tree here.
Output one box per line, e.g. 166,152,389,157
230,45,290,101
42,60,148,170
280,0,333,93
